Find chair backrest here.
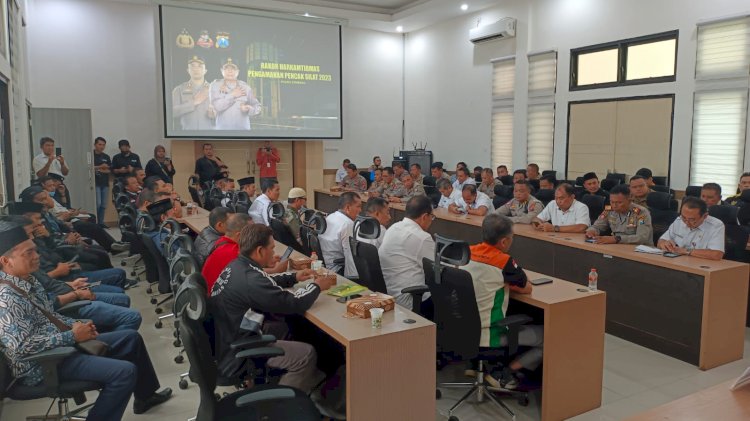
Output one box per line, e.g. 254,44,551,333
575,176,584,187
500,175,514,186
268,202,285,221
140,233,172,294
738,204,750,226
708,204,738,225
684,185,702,198
528,179,540,192
136,212,157,234
541,170,556,177
600,178,619,192
646,191,679,245
269,218,306,254
170,251,200,290
188,186,202,206
653,176,668,186
581,194,606,224
492,184,513,209
349,237,388,293
605,172,626,185
709,205,749,262
0,354,14,400
651,185,673,195
359,171,373,188
534,189,554,206
114,193,131,212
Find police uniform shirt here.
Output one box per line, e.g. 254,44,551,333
438,189,462,209
379,180,405,198
33,154,63,177
495,196,544,224
209,79,261,130
660,215,725,252
590,203,653,246
340,174,367,192
399,184,426,201
454,191,493,212
536,200,590,227
413,174,424,186
478,181,499,199
172,80,214,130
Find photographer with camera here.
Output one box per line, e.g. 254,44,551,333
256,141,280,185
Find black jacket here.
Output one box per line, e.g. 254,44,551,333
193,226,221,267
209,255,320,379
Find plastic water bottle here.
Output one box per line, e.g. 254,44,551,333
588,268,598,291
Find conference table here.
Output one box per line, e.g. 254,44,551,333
178,205,607,420
315,188,750,370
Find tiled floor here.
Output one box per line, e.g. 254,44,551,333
2,246,750,420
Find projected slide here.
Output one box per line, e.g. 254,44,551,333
160,5,342,139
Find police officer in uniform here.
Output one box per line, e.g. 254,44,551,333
494,180,543,224
172,56,214,130
209,58,261,130
725,172,750,206
585,184,653,246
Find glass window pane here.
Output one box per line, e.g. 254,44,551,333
626,39,676,80
576,48,618,86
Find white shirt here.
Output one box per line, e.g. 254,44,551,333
379,218,436,309
454,192,493,212
248,193,271,225
660,215,725,252
536,200,590,227
438,189,462,209
452,178,476,192
319,210,355,275
335,167,347,183
33,153,63,177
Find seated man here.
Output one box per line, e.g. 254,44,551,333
238,176,256,200
387,174,425,203
209,224,336,391
144,198,178,258
452,167,476,192
0,221,171,420
581,172,610,204
532,183,590,233
701,182,724,207
366,168,384,193
436,178,462,209
526,163,540,180
134,168,147,188
464,213,543,389
635,168,655,187
248,178,281,226
379,196,435,312
335,159,350,184
409,163,424,186
496,165,509,180
494,180,543,224
725,172,750,206
283,187,307,242
123,174,141,204
319,192,362,276
657,197,725,260
512,169,527,184
585,184,653,245
539,175,556,190
629,175,653,207
431,162,451,181
338,163,367,192
449,184,493,216
370,167,403,199
478,168,499,199
194,207,233,267
360,197,390,248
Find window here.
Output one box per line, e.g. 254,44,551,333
491,57,515,169
695,17,750,80
689,90,748,196
528,51,557,95
571,31,678,90
526,104,555,171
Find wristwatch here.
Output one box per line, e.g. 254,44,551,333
554,225,560,232
614,235,622,244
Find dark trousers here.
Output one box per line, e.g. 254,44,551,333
58,330,160,421
77,301,142,332
79,268,129,289
73,220,116,252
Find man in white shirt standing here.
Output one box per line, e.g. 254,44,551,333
532,183,590,233
320,192,362,276
449,184,493,216
335,159,350,184
379,195,436,313
33,137,69,178
657,197,725,260
452,167,476,192
248,178,280,226
437,179,462,209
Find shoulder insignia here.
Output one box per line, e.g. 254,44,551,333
599,210,609,219
633,206,641,214
604,205,612,211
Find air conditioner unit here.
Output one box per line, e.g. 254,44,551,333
469,18,516,44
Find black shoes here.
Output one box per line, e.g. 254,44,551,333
133,388,173,414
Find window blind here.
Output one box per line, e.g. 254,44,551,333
696,17,750,79
492,108,514,170
528,52,557,94
526,104,555,171
689,89,748,196
492,58,515,98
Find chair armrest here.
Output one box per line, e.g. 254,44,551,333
491,314,533,355
20,346,78,363
333,258,345,266
401,285,430,314
21,346,79,396
230,335,277,351
57,300,92,317
235,346,286,360
235,388,296,407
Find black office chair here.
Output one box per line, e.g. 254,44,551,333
527,179,540,193
140,230,173,315
653,176,668,186
500,175,513,186
359,170,373,189
233,191,250,214
708,205,750,263
492,185,513,209
541,170,556,178
684,185,702,198
268,202,306,254
605,172,626,185
114,193,131,212
188,176,204,207
348,217,387,294
423,176,441,208
534,189,554,206
176,276,321,421
646,192,679,245
600,178,619,192
300,212,327,258
423,235,530,420
581,194,606,224
575,176,584,187
651,185,672,195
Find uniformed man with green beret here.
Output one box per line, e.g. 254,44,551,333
172,56,214,130
586,184,653,245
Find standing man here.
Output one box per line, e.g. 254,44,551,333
495,180,543,224
339,164,367,192
172,56,214,130
532,184,590,233
33,137,69,178
249,178,281,226
195,143,228,188
210,58,261,130
256,141,280,184
111,140,142,176
145,145,175,184
319,192,362,276
657,197,725,260
93,137,111,225
284,187,307,242
585,184,653,245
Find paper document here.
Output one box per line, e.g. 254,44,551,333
634,245,663,254
730,366,750,391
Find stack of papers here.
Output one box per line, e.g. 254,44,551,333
634,245,663,255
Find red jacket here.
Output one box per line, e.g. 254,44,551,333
256,147,280,178
202,236,239,295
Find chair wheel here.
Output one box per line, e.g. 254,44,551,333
518,396,529,406
174,355,184,363
155,321,163,329
448,416,459,421
436,389,442,400
173,339,181,347
155,307,163,314
179,379,188,389
121,261,127,266
150,298,157,304
146,287,152,294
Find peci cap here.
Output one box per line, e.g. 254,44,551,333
238,177,255,187
8,202,44,215
222,58,239,69
48,173,64,182
212,172,228,182
582,172,599,182
288,187,307,199
146,198,173,218
19,186,45,203
0,224,31,256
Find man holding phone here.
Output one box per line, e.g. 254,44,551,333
33,137,69,178
657,197,725,260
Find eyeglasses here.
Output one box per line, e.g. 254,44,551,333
681,215,704,224
429,214,436,221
